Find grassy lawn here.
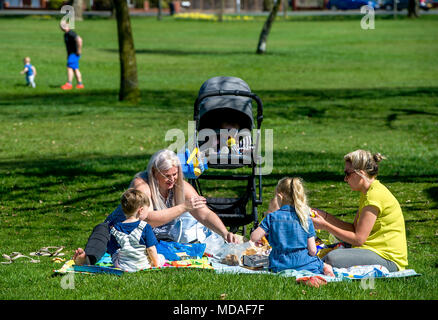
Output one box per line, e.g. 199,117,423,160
0,14,437,301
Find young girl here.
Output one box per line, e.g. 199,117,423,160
251,177,334,276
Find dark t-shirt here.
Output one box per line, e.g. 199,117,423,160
64,30,78,55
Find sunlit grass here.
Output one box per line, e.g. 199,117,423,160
0,16,437,300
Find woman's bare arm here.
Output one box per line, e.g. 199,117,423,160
130,177,196,227
182,181,239,243
312,208,356,232
312,206,378,246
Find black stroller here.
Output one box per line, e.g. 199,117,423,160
188,76,264,236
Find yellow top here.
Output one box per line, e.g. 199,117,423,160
354,180,408,271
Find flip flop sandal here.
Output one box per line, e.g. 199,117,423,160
1,254,13,264
30,246,65,257
1,252,40,264
11,252,40,263
52,257,66,263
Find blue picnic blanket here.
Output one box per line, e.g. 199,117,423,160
155,241,206,261
95,240,206,265
55,241,208,275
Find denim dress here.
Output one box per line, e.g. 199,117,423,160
260,205,324,273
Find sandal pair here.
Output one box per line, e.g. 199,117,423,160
1,246,65,264
1,252,40,264
29,246,65,257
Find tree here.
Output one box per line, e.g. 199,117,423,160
113,0,140,103
158,0,162,21
73,0,83,21
218,0,225,22
407,0,419,18
256,0,282,54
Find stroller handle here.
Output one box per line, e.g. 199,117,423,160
194,90,264,130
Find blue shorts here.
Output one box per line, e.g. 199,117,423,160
67,53,80,70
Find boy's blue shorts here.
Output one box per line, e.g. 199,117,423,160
67,53,80,70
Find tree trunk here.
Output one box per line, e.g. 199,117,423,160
256,0,281,54
158,0,162,21
218,0,225,22
283,0,288,19
407,0,419,17
110,0,116,19
73,0,83,21
113,0,140,103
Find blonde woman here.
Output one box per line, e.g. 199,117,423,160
311,150,408,272
251,177,334,276
74,149,238,266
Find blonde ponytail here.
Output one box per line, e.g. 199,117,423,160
276,177,310,233
291,178,310,233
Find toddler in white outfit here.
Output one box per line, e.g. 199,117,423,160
108,188,165,272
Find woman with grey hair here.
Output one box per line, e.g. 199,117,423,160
310,149,408,272
74,149,238,265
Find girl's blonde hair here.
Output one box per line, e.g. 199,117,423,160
276,177,310,233
344,149,386,178
146,149,185,210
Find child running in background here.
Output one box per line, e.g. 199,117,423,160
251,177,334,276
20,57,36,88
107,188,165,272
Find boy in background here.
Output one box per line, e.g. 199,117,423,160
20,57,36,88
60,22,84,90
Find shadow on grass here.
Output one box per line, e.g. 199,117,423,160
1,87,437,127
0,86,437,218
0,153,152,215
1,149,437,214
102,48,262,57
1,86,437,109
386,108,438,129
425,187,438,209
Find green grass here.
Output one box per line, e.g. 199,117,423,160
0,15,437,300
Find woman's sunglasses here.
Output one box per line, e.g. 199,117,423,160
344,170,356,178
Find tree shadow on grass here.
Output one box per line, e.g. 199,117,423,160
1,86,437,110
386,108,438,129
101,48,290,57
0,153,152,215
424,186,438,209
1,148,437,230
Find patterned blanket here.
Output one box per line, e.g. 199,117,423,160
54,240,420,282
54,241,213,276
211,259,420,282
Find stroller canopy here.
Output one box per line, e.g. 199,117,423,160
197,77,254,131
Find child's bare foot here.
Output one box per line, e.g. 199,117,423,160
73,248,87,265
323,263,335,277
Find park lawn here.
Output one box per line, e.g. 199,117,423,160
0,15,437,300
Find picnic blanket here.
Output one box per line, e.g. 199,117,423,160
211,258,420,282
54,240,420,282
54,241,213,276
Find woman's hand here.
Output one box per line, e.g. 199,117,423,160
311,211,328,230
184,196,207,211
312,208,328,218
224,231,240,244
